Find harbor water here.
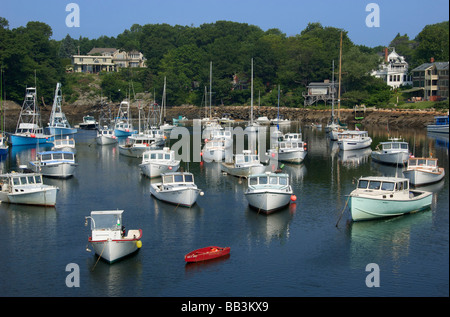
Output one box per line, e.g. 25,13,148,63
0,122,448,298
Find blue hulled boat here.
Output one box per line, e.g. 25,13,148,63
8,87,54,146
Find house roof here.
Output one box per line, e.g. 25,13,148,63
87,48,118,55
412,61,449,71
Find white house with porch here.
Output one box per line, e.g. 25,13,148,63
371,48,412,89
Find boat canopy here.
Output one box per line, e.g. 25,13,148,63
248,173,289,186
142,149,174,161
89,210,124,231
407,157,438,168
2,173,44,186
162,172,194,184
38,151,75,161
380,141,408,150
357,177,409,192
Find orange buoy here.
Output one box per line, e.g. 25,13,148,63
290,195,297,202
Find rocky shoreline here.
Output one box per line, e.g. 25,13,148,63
2,99,447,130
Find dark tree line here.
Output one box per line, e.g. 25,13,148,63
1,17,448,107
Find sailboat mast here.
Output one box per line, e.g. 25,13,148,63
209,61,212,119
331,60,335,118
250,58,253,125
338,32,342,119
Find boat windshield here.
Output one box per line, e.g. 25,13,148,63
12,174,43,186
381,182,395,191
91,213,122,231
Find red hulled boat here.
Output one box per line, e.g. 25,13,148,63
184,246,230,263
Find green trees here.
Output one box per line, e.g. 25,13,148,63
0,19,64,104
0,17,448,108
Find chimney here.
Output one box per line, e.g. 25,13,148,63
385,47,388,62
430,57,435,63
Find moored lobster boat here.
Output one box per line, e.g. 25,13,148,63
85,210,142,263
0,172,58,206
402,156,445,186
150,172,203,207
185,246,230,262
348,176,432,221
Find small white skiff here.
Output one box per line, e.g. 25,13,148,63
85,210,142,263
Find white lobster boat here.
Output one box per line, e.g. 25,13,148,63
96,127,118,145
0,172,58,206
245,172,293,214
150,172,203,207
201,139,226,162
28,151,77,178
337,130,372,151
52,136,76,154
348,176,432,221
371,138,409,165
220,150,266,178
267,139,307,163
402,157,445,186
118,132,164,158
45,83,77,135
139,147,180,178
85,210,142,263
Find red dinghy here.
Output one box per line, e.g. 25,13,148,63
185,246,230,262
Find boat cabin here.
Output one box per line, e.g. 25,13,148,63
248,173,289,188
277,140,306,152
235,150,260,166
115,121,132,131
283,133,302,141
0,173,45,192
142,148,175,162
38,151,75,163
338,130,369,140
54,137,75,148
433,115,449,126
210,130,232,139
87,210,125,241
378,139,408,151
356,177,409,192
16,123,44,135
162,172,195,185
406,157,440,171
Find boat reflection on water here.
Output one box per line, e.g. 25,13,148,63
338,147,372,168
184,253,231,275
347,206,432,270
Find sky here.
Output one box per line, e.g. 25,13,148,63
1,0,449,47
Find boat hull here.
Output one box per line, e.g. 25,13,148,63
29,162,77,178
0,186,58,206
150,185,200,207
403,168,445,186
371,151,409,165
9,134,54,146
139,162,180,178
201,149,225,162
185,246,230,262
114,129,136,137
268,149,307,163
426,125,448,133
220,163,266,178
90,229,142,263
96,135,118,145
337,138,372,151
118,145,149,158
245,190,292,213
45,127,77,135
349,191,432,221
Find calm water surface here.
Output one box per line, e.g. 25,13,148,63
0,122,448,297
